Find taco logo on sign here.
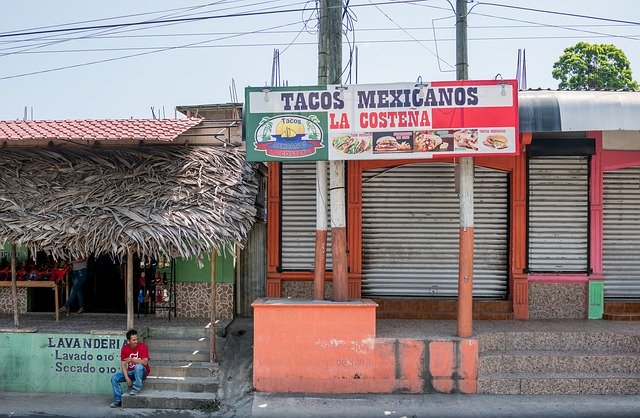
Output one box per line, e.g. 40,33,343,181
253,115,324,158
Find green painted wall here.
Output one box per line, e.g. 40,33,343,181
1,243,28,262
0,332,124,394
174,251,235,284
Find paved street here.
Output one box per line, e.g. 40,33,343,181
253,393,640,417
2,391,640,417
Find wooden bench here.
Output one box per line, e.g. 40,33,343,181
0,280,64,321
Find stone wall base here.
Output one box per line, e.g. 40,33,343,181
156,282,234,320
0,288,27,314
528,282,587,319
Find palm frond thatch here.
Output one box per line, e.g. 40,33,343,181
0,146,258,261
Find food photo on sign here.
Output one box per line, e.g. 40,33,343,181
372,131,413,154
413,130,452,152
331,133,372,155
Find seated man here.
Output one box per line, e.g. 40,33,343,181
110,329,150,408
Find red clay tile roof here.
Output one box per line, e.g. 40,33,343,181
0,119,203,141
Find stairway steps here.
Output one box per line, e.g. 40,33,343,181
477,331,640,395
479,350,639,373
152,348,210,362
121,327,219,410
145,375,219,392
479,332,640,352
152,360,218,378
122,389,219,411
603,312,640,321
146,336,210,350
478,372,640,395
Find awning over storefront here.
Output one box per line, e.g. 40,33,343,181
0,120,259,260
519,90,640,132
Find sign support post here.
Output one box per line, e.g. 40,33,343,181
456,0,474,338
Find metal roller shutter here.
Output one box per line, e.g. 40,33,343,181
361,163,508,298
281,162,332,270
603,166,640,298
528,156,589,272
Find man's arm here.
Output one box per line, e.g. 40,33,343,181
121,360,131,384
127,357,148,366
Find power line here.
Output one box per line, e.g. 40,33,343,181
0,0,303,55
368,0,455,70
0,0,432,39
476,2,640,26
0,0,282,36
2,23,635,45
467,8,640,42
0,21,302,81
10,33,638,56
0,1,237,58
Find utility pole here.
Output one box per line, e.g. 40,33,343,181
316,0,348,301
456,0,474,337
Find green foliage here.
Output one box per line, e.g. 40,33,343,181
552,42,638,91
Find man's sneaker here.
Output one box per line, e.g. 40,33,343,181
129,389,140,396
110,401,121,408
58,306,68,314
77,308,84,314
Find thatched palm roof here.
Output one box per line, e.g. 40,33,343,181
0,145,258,260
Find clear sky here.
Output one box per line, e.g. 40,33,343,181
1,0,638,120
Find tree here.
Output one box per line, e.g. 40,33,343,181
552,42,638,91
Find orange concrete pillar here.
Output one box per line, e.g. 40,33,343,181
457,227,474,337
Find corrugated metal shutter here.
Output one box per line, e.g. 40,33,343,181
528,156,589,272
361,163,508,298
281,162,332,270
603,166,640,298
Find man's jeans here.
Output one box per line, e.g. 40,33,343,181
63,268,87,310
111,364,147,402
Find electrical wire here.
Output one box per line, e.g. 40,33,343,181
476,2,640,26
0,0,432,39
1,23,633,45
279,0,319,55
13,32,637,56
368,0,455,71
468,8,640,42
0,1,234,58
0,0,303,55
0,20,302,81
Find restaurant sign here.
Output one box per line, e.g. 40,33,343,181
245,80,518,162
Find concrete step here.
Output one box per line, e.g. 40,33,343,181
122,389,219,411
152,360,218,378
146,336,210,351
145,375,219,393
147,326,211,339
603,312,640,321
479,350,640,373
152,348,210,362
477,372,640,395
479,332,640,352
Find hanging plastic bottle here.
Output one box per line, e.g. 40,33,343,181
139,271,146,287
138,288,144,304
156,287,163,303
163,288,169,302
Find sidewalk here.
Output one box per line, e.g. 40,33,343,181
252,393,640,417
2,391,640,418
